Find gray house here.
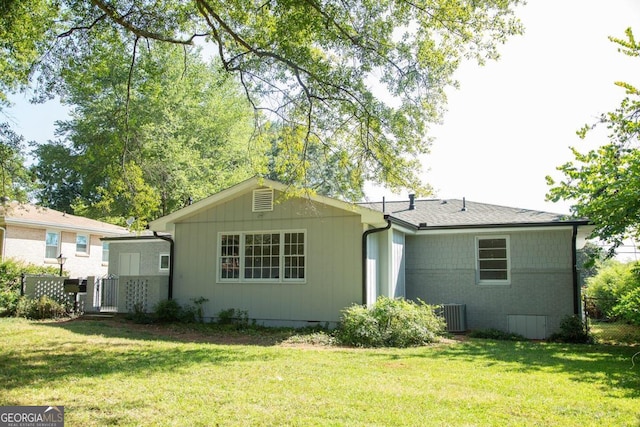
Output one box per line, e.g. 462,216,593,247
139,177,592,339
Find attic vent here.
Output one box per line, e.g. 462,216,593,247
252,188,274,212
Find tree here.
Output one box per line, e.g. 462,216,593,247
0,123,32,202
32,41,257,226
547,28,640,255
28,0,523,197
0,0,59,106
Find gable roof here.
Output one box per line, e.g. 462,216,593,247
0,203,129,235
361,198,590,230
149,177,385,231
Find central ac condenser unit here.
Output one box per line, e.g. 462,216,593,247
439,304,467,333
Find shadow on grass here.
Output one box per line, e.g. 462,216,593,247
0,318,284,392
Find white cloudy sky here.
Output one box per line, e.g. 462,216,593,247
5,1,640,217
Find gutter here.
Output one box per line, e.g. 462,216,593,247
361,216,392,305
571,224,580,315
153,231,175,300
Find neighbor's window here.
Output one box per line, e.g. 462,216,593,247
476,236,510,284
102,242,109,263
219,231,306,282
76,234,89,254
159,253,170,271
45,231,60,259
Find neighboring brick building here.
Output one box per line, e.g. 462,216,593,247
0,203,129,278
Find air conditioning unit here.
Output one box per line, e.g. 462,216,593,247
439,304,467,333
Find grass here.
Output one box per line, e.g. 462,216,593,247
589,320,640,346
1,318,639,426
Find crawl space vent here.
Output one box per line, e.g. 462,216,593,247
252,188,274,212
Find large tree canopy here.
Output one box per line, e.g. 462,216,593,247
27,0,523,196
547,28,640,254
32,41,257,227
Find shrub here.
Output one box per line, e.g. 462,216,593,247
468,328,527,341
153,299,182,323
613,287,640,326
16,296,68,320
216,308,249,327
548,315,593,344
0,259,60,317
335,297,446,347
585,260,640,321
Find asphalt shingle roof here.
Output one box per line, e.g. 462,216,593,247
0,203,129,235
360,198,585,228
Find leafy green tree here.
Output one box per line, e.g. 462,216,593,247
547,28,640,253
32,41,256,226
0,123,32,202
0,0,59,106
28,0,522,196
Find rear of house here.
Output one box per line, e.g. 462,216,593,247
150,179,385,327
142,178,592,338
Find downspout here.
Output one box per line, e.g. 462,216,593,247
361,216,392,305
571,224,579,315
153,231,174,300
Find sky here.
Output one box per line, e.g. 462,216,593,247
4,0,640,217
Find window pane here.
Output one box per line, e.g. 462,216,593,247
220,234,240,279
244,233,280,280
478,238,508,282
102,242,110,263
45,232,59,258
76,235,88,253
283,232,305,280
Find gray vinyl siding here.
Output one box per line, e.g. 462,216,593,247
405,228,575,337
108,240,170,277
172,190,363,325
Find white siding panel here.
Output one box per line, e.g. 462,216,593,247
391,230,406,298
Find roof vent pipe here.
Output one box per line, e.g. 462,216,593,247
409,194,415,210
461,197,467,212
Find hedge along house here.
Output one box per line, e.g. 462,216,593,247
146,177,592,338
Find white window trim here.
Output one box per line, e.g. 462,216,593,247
218,230,307,283
159,253,170,272
475,235,511,285
76,233,90,256
45,230,61,260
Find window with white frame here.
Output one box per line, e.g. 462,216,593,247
219,231,306,282
76,234,89,254
476,236,510,284
159,253,170,271
45,231,60,259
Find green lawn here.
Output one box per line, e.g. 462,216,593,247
1,318,638,427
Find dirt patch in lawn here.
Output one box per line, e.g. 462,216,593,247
67,315,464,349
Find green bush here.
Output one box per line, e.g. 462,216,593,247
0,259,60,317
468,328,527,341
585,260,640,323
153,299,182,323
548,315,593,344
335,297,445,347
613,287,640,326
216,308,249,327
16,295,68,320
